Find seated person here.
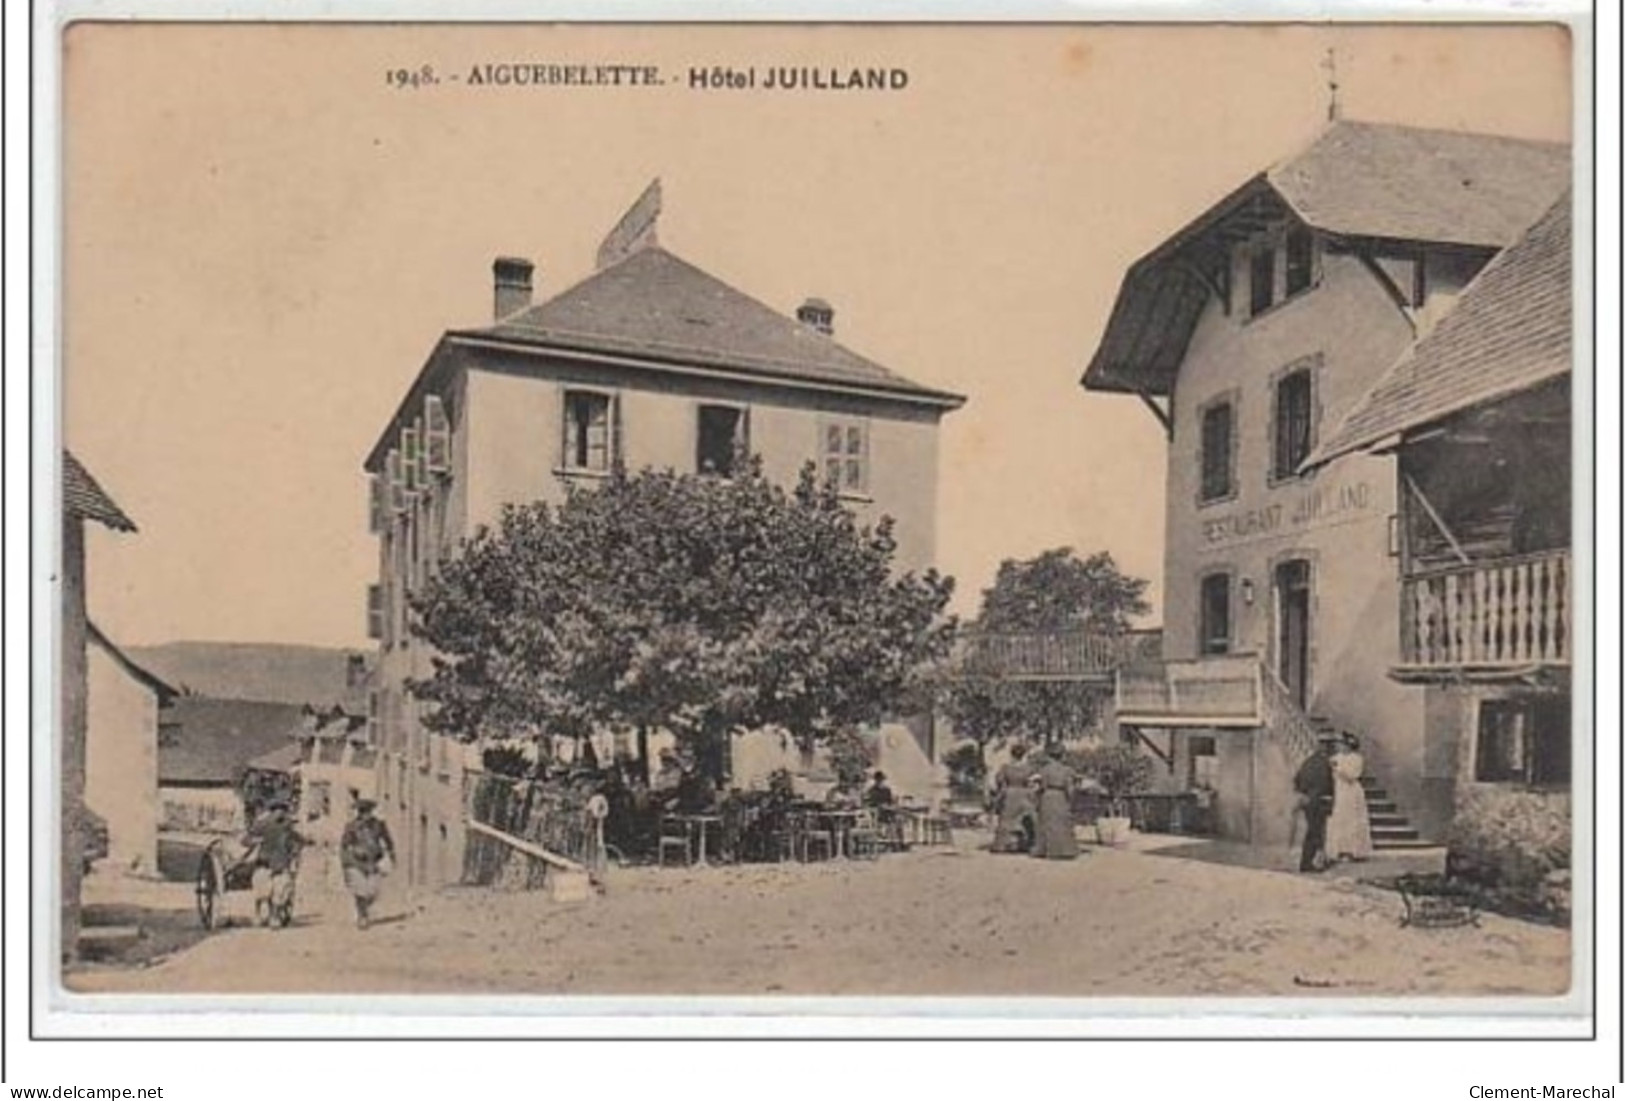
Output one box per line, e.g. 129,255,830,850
673,759,718,815
864,770,895,809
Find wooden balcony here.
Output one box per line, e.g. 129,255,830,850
1398,549,1570,680
951,629,1160,682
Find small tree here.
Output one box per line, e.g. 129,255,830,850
408,457,955,785
942,548,1149,750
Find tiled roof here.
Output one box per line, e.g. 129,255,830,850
86,621,177,703
63,451,135,532
1308,192,1571,467
246,742,305,775
462,246,964,406
1082,121,1570,395
1267,121,1571,248
159,697,305,786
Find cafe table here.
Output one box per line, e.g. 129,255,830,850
670,813,724,865
815,808,863,859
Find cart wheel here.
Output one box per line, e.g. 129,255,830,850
195,851,221,930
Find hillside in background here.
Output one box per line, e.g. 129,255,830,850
129,641,372,710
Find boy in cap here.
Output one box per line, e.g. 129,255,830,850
340,798,396,929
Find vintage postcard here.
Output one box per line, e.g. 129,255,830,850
46,15,1589,1026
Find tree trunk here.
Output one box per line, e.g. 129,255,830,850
636,725,651,787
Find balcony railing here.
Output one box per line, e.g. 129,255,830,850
951,629,1160,681
1400,548,1570,671
1115,654,1261,727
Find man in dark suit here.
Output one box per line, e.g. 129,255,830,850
1293,739,1336,873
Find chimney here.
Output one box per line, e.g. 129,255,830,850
796,297,834,336
493,256,535,321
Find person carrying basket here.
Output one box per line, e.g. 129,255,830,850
340,798,396,930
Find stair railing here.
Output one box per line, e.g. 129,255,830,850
1256,662,1320,764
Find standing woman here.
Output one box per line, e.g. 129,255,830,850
990,743,1037,853
1030,747,1080,860
1326,733,1373,862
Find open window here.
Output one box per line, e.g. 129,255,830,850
1284,228,1315,299
1198,572,1232,656
1249,243,1276,316
1272,367,1315,481
1475,696,1570,786
696,404,748,476
563,390,615,472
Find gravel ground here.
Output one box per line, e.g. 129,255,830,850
67,836,1570,998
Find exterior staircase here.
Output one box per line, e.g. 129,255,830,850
1308,714,1429,851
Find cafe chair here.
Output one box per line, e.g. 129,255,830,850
791,810,833,862
847,809,882,859
657,817,693,867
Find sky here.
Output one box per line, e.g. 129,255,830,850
60,22,1573,650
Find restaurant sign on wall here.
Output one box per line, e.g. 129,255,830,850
1200,480,1376,548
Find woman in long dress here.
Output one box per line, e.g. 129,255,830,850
1326,733,1373,862
990,743,1037,853
1030,750,1080,860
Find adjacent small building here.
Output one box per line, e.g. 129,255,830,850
61,451,137,958
363,180,964,887
1307,192,1572,861
1080,121,1569,848
84,622,177,875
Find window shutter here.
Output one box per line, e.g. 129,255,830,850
611,392,624,469
411,416,428,488
401,426,419,494
424,394,451,475
738,406,751,465
387,449,406,512
368,474,386,534
366,584,384,640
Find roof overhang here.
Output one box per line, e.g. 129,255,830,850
1080,175,1285,397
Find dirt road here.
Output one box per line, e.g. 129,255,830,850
69,839,1570,998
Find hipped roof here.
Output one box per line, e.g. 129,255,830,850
1308,192,1572,467
367,243,964,472
1081,121,1570,396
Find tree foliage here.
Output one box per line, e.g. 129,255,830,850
406,457,955,780
942,548,1150,749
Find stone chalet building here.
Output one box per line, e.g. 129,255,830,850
362,182,964,888
1080,121,1569,850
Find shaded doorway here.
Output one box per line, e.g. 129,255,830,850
1275,559,1312,709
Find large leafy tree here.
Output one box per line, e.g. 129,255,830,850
943,548,1150,751
406,457,955,782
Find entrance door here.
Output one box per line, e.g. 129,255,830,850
1275,559,1312,709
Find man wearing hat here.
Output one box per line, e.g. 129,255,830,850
339,797,396,929
1291,736,1337,873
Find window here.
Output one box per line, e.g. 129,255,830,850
821,418,869,494
1249,244,1276,315
563,391,613,472
1187,734,1218,790
696,404,747,476
1199,400,1235,503
1199,573,1232,656
1272,368,1315,480
1284,228,1315,298
1476,697,1570,786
